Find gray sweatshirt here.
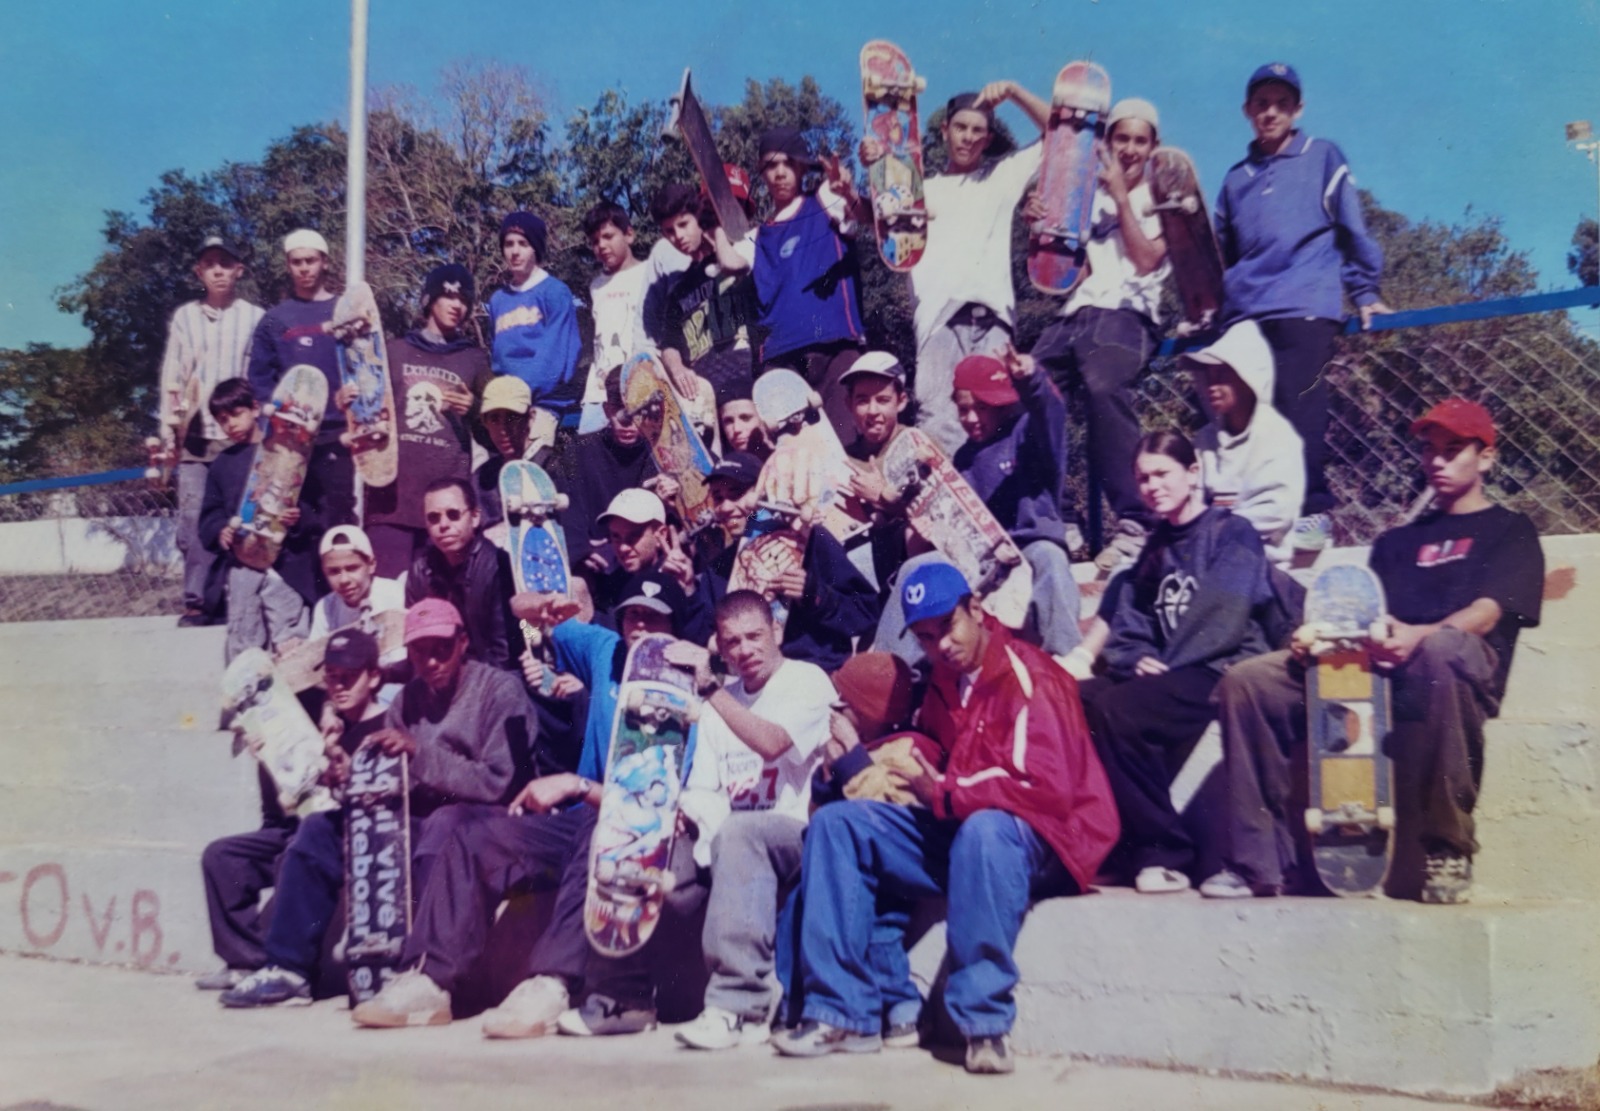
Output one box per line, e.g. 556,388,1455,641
384,659,529,815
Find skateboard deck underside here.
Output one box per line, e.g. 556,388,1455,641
1147,148,1225,329
1304,564,1394,897
276,609,406,693
235,366,327,571
587,635,697,958
879,428,1032,628
665,69,752,242
753,370,867,543
1029,61,1110,295
335,283,398,488
729,506,807,628
860,40,927,271
623,353,716,533
345,748,411,1004
221,648,333,817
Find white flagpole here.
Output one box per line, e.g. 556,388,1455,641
345,0,368,287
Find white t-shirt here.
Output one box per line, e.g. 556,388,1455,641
909,144,1043,343
1060,182,1169,322
682,658,833,859
586,262,649,405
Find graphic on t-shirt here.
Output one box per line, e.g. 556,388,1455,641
1417,538,1473,568
404,381,445,436
1156,571,1197,639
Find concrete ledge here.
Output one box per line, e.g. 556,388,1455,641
911,889,1600,1097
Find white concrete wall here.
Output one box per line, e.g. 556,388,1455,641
0,517,181,575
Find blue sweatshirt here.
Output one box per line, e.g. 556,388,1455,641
246,297,341,437
1213,133,1384,324
488,274,582,415
951,369,1069,550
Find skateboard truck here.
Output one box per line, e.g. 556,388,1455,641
1305,803,1396,835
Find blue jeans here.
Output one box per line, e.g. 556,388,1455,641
797,801,1072,1039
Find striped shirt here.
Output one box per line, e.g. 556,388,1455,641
159,298,265,457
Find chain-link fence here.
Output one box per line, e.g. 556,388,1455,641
2,291,1597,623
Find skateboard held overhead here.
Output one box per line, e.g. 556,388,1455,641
1028,61,1111,295
221,648,335,818
859,40,928,271
664,69,752,242
1147,147,1226,332
344,744,411,1004
1299,563,1395,897
330,280,399,488
232,365,327,572
586,633,699,958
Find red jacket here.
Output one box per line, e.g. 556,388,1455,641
918,616,1120,890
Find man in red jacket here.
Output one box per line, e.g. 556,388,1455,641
773,561,1118,1074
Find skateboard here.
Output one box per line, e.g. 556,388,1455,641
728,502,808,630
1147,148,1225,331
878,427,1033,630
664,69,752,242
1300,563,1395,897
621,352,717,533
752,369,867,544
232,365,327,572
344,744,411,1005
586,633,699,958
144,372,202,485
501,459,571,696
221,647,336,818
1028,61,1111,295
859,40,928,271
275,610,406,693
331,281,399,488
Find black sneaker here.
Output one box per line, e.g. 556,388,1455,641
965,1033,1015,1074
1421,848,1472,904
770,1019,882,1057
177,610,210,628
219,965,311,1008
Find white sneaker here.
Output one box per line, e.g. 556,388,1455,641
481,975,569,1039
1134,865,1191,894
350,969,451,1028
674,1005,770,1050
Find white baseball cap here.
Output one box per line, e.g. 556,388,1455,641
598,488,667,527
319,524,374,560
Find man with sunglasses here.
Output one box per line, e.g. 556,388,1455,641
405,476,520,671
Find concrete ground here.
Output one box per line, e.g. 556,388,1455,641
0,954,1488,1111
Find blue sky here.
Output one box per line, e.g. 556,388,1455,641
1,0,1595,350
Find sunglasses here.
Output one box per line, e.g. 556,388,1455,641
425,508,467,525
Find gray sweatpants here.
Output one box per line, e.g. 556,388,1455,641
914,303,1013,457
224,565,310,664
176,459,211,610
702,810,806,1021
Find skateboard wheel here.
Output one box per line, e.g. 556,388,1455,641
229,516,243,529
685,702,701,723
554,494,570,512
144,467,161,481
625,688,645,714
145,436,161,449
1376,806,1396,831
1304,809,1325,835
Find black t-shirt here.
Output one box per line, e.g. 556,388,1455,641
1369,505,1543,698
662,256,759,396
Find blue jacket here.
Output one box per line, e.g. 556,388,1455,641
488,275,582,414
952,369,1069,550
1214,133,1384,323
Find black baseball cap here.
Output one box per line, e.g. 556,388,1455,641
708,452,763,490
615,569,689,622
325,628,379,671
196,235,242,263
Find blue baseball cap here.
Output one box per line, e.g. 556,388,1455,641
900,561,972,632
1246,62,1301,100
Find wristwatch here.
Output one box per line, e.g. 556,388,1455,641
574,776,593,799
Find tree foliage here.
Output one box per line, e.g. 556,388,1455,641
1569,216,1598,286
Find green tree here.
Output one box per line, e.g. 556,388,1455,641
0,344,143,481
1569,216,1598,286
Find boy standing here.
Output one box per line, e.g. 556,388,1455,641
157,235,264,626
1214,63,1391,551
359,263,492,578
583,203,648,434
1208,400,1542,903
489,211,582,422
862,83,1049,455
1030,98,1171,569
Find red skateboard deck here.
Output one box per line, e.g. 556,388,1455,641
859,40,928,271
1028,61,1111,295
233,366,327,572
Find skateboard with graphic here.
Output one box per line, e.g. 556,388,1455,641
586,633,699,958
859,40,928,271
1147,148,1225,332
728,502,808,631
145,372,203,486
878,426,1032,630
752,369,867,544
664,69,753,242
501,460,571,696
1299,563,1395,897
622,352,717,533
330,280,399,488
221,647,336,818
1028,61,1111,295
232,365,328,572
344,745,411,1004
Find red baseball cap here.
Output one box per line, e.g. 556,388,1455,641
951,354,1019,406
1410,399,1495,448
404,598,464,645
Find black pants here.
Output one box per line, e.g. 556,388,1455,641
304,436,358,534
405,804,596,993
1081,666,1225,879
1259,317,1342,517
201,825,294,970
